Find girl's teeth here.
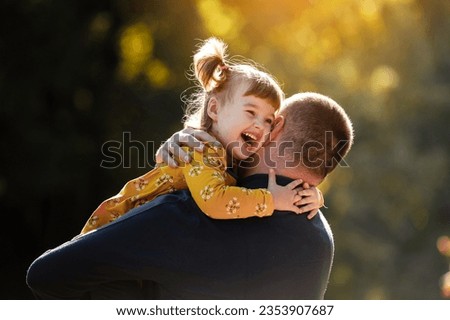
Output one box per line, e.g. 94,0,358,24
244,133,256,140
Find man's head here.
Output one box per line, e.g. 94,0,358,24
268,92,354,185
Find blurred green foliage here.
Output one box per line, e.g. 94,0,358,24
1,0,448,299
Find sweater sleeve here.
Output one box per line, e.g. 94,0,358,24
181,144,274,219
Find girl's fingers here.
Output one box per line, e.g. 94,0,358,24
289,205,303,214
293,193,302,203
168,141,191,164
155,127,213,167
297,197,315,206
286,178,304,190
178,130,205,152
297,189,314,197
297,203,319,214
191,129,217,145
267,169,277,188
182,128,219,152
155,143,167,164
155,146,179,168
307,209,319,220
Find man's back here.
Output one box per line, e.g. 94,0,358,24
148,174,334,299
26,174,334,299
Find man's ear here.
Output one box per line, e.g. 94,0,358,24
207,97,219,121
270,115,285,139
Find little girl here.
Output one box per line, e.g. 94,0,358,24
80,37,323,234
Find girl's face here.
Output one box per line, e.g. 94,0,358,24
208,85,276,162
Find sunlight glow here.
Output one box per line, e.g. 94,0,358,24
118,22,154,81
146,59,170,88
196,0,243,38
337,58,359,88
360,0,379,22
370,65,399,94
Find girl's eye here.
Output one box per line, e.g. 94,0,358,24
265,118,273,125
246,110,255,116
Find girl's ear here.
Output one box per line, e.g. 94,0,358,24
270,115,285,139
206,97,219,121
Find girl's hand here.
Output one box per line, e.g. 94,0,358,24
155,127,218,168
296,183,325,220
267,169,304,214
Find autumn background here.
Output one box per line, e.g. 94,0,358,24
1,0,448,299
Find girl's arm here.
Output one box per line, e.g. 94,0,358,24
181,145,303,219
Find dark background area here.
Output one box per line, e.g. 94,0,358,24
0,0,448,299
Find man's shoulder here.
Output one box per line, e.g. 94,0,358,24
126,190,199,217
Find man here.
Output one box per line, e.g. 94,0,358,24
26,92,353,299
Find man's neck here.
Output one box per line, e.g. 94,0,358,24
238,149,269,178
238,148,322,186
238,164,265,178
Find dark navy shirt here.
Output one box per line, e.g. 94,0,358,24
26,174,334,299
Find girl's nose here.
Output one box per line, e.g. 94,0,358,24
254,118,263,129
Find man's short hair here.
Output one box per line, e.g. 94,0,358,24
278,92,354,178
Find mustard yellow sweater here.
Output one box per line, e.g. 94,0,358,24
80,143,274,234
